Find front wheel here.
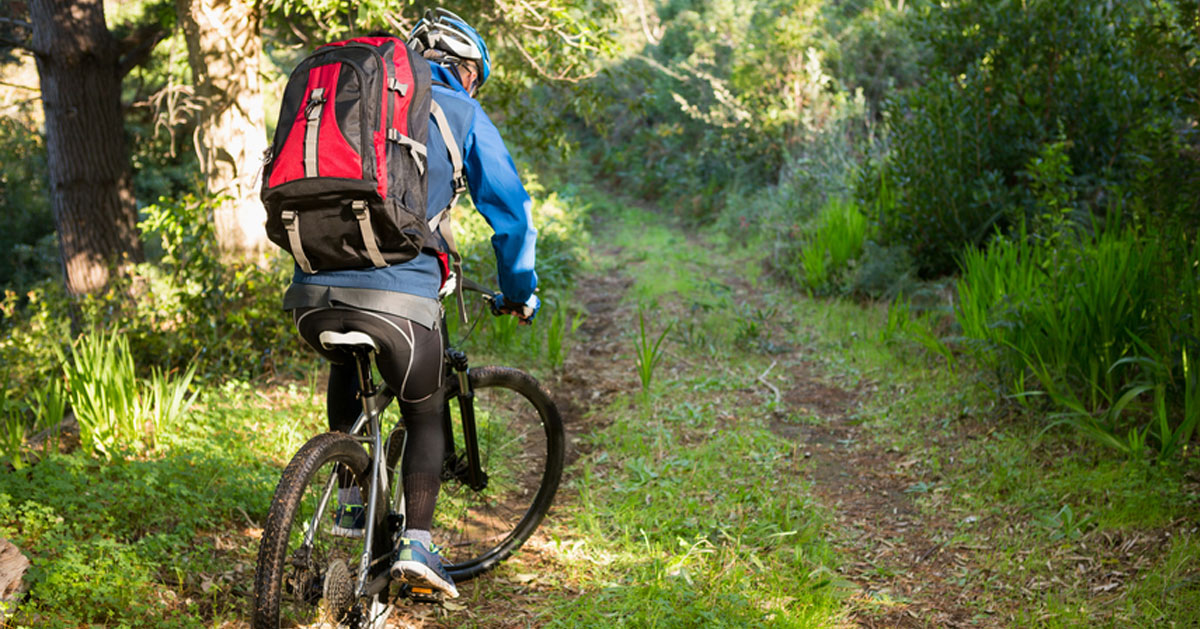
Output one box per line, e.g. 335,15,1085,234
253,432,391,629
392,366,565,582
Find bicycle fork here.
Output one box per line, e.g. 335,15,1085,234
445,348,487,491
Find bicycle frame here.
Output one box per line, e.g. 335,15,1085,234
299,332,487,603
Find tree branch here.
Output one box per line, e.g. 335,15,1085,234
117,22,168,78
0,17,33,30
757,360,781,407
284,16,315,49
0,14,34,52
508,36,600,83
0,35,33,52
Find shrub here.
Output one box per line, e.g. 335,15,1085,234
786,196,871,295
847,241,917,301
956,224,1200,457
825,0,927,118
867,0,1200,276
866,71,1010,276
577,0,860,216
0,111,55,290
118,195,297,379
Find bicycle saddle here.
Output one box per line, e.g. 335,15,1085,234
318,330,378,352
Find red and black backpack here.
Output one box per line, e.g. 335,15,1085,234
261,36,441,273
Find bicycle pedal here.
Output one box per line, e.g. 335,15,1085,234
405,585,444,604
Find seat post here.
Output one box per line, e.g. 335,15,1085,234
352,348,379,420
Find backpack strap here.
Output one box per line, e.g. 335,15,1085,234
352,200,388,268
429,99,469,323
304,88,327,178
281,210,316,274
388,130,428,175
429,100,465,190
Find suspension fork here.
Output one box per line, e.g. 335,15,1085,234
445,347,486,491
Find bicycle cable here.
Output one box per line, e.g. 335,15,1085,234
452,295,491,348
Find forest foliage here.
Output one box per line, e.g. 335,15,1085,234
1,0,1200,625
2,0,1199,477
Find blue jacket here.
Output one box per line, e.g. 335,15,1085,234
287,61,538,307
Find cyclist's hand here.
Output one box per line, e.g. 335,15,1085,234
490,293,540,325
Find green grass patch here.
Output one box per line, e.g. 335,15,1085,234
0,378,326,627
523,200,844,626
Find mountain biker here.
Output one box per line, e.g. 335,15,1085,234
282,9,539,600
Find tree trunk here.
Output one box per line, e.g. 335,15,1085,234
176,0,270,260
0,538,29,611
29,0,143,296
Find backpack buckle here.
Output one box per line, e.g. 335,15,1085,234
305,87,327,120
280,209,296,225
351,200,368,218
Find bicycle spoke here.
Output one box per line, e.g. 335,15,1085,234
431,367,563,580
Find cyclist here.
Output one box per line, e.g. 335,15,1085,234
282,8,540,600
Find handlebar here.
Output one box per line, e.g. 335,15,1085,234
460,277,494,297
457,277,533,323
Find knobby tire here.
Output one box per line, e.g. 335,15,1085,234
253,431,383,629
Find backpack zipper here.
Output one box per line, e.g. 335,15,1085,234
299,47,375,184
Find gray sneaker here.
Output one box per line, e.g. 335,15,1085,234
330,487,365,538
390,538,459,598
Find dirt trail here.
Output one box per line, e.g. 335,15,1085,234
386,249,636,628
775,383,980,628
389,231,980,627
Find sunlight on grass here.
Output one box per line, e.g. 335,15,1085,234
532,207,847,626
576,200,1200,627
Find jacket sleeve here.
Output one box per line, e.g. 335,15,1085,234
462,102,538,304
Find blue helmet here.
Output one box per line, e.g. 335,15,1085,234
408,8,492,88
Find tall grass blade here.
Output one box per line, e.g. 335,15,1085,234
144,363,198,447
58,331,142,457
2,409,28,470
634,307,673,394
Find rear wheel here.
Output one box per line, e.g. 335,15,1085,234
436,366,565,581
253,432,392,629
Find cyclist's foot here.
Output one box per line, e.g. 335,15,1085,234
390,538,459,599
330,488,365,538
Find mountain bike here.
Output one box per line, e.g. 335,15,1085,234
252,282,565,628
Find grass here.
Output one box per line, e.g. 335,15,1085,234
0,379,326,627
574,199,1200,626
795,197,870,295
2,181,1198,627
503,197,845,626
633,305,672,395
956,225,1199,460
853,341,1200,625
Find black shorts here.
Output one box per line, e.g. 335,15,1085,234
294,306,444,403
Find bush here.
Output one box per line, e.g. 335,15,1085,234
956,223,1200,457
779,196,872,295
825,0,926,118
865,71,1010,276
0,111,55,290
577,0,855,216
117,195,298,380
444,174,591,365
0,194,298,423
866,0,1200,276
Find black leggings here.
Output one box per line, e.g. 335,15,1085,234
295,307,445,531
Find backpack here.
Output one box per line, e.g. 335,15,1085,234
262,36,456,274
